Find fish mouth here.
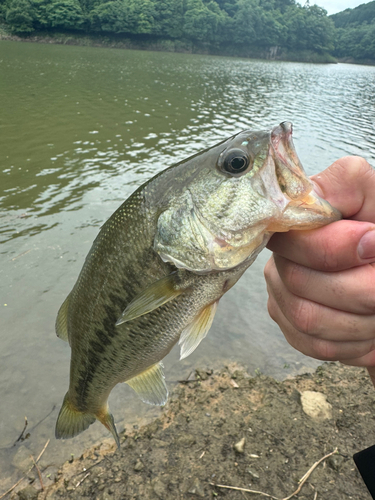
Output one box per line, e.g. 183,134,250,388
268,121,341,229
270,121,311,199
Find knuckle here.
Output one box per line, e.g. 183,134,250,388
317,236,340,271
289,299,317,335
311,338,337,361
282,260,312,296
335,156,373,183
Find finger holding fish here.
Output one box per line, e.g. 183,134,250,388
265,155,375,385
265,254,375,340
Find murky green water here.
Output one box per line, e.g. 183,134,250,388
1,40,375,487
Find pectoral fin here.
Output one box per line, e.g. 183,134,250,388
116,273,183,326
126,362,168,406
179,301,219,360
55,295,70,342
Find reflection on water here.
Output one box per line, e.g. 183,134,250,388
0,41,375,487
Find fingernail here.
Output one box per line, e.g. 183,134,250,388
358,229,375,260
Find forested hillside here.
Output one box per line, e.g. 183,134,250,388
330,1,375,60
0,0,335,57
0,0,374,63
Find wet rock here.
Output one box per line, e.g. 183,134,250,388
134,459,144,471
187,477,205,497
234,437,246,453
12,446,33,473
300,391,332,420
17,486,39,500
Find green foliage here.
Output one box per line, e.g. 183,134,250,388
153,0,183,38
5,0,85,32
331,1,375,28
285,4,334,52
334,23,375,60
45,0,85,29
231,0,286,46
90,0,155,34
2,0,372,62
6,0,34,32
330,1,375,61
183,0,227,43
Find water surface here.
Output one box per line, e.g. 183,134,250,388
1,41,375,486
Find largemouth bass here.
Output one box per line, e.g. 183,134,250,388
55,122,341,446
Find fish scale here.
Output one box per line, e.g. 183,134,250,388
55,122,341,446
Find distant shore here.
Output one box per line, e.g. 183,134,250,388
5,362,374,500
0,30,339,64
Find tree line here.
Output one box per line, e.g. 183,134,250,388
0,0,374,62
331,1,375,60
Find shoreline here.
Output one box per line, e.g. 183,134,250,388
2,31,374,65
0,31,339,64
5,362,374,499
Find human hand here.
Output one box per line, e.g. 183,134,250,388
264,156,375,387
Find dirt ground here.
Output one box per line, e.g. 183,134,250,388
8,362,375,500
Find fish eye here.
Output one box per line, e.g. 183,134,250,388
220,149,251,176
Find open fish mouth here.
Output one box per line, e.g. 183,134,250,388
269,121,341,229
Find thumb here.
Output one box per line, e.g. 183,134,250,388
311,156,375,222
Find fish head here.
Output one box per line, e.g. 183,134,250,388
154,122,341,273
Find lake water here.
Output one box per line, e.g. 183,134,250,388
1,40,375,487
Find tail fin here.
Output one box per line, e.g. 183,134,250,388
55,392,96,440
96,408,120,449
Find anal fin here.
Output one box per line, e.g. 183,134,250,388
55,295,70,342
126,362,168,406
179,301,219,360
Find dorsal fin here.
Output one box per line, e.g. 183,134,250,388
116,273,184,326
179,301,219,360
126,362,168,406
55,294,70,342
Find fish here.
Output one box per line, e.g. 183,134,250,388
55,122,341,447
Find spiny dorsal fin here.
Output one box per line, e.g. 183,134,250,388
179,301,219,360
116,273,183,326
126,362,168,406
55,294,70,342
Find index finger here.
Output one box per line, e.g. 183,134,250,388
267,156,375,271
267,220,375,271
